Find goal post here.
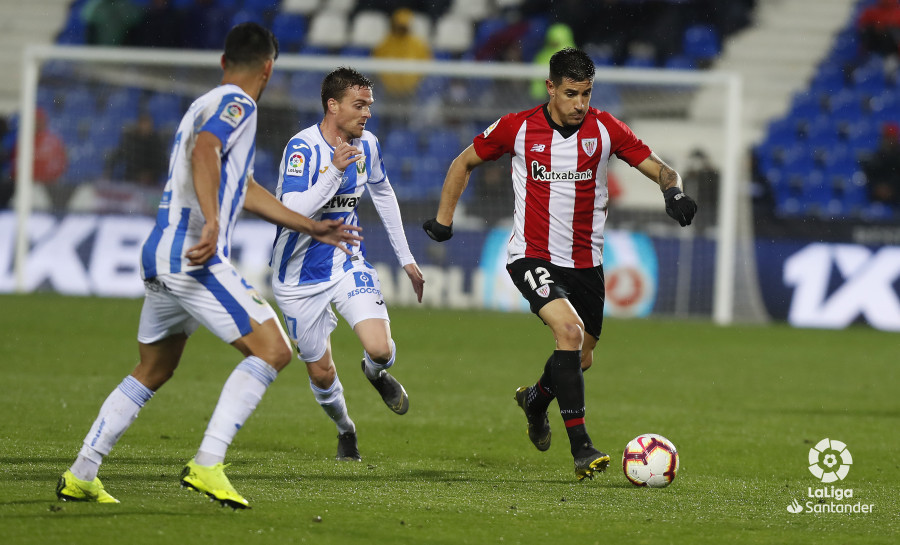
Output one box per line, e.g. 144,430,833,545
12,44,750,324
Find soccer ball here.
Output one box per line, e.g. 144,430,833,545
622,434,679,488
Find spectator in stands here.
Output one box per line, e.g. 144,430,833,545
131,0,183,48
105,113,168,186
81,0,143,46
372,8,433,97
530,23,576,100
857,0,900,57
863,122,900,207
10,109,69,210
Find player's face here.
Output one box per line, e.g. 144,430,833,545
335,85,374,139
547,78,592,127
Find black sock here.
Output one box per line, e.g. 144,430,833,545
551,349,591,455
526,355,555,412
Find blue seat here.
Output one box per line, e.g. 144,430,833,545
272,13,307,52
809,63,846,94
243,0,280,10
664,55,694,70
624,55,656,68
384,129,419,158
790,92,824,121
682,24,720,62
145,93,183,129
426,130,461,159
63,87,96,117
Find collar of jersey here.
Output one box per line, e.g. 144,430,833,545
542,103,582,139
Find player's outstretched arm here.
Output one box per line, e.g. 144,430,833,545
636,153,698,227
243,176,363,253
424,144,485,241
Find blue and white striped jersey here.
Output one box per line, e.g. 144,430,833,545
271,124,404,286
140,84,257,279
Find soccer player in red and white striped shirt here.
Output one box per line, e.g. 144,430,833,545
424,47,697,480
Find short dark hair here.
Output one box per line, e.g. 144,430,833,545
223,22,279,69
548,47,595,86
321,67,374,112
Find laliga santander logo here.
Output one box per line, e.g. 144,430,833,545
808,438,852,483
785,438,872,515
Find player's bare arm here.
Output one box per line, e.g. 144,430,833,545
636,152,683,192
403,263,425,303
243,176,363,254
435,144,485,226
186,131,223,265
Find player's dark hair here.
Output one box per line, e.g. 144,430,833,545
223,22,279,69
321,67,374,112
548,47,595,85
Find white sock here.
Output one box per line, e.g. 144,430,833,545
310,375,355,434
195,356,277,466
71,376,154,481
362,340,396,380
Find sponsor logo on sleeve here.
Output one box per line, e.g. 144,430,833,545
286,152,305,177
482,119,500,138
219,101,245,128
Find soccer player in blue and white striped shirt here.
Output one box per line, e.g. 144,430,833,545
56,23,361,509
271,67,424,461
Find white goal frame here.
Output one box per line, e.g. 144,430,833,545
14,44,743,324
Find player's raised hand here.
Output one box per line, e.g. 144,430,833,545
185,220,219,265
331,137,363,171
663,187,698,227
310,217,363,255
403,263,425,303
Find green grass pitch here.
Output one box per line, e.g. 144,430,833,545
1,293,898,544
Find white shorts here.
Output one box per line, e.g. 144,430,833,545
273,267,390,362
138,262,278,344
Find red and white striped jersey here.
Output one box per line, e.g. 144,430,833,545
473,105,651,269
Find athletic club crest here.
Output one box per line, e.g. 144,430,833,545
536,284,550,298
581,138,597,157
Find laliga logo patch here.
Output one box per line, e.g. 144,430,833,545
286,152,305,176
535,284,550,298
483,119,500,138
219,101,245,128
581,138,597,157
808,438,852,483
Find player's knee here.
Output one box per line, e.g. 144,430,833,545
259,343,292,370
365,340,393,365
557,322,584,349
307,362,336,388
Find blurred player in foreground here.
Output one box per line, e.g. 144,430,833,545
271,67,424,461
423,47,697,480
56,23,362,509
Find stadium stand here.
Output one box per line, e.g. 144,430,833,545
7,0,765,212
753,0,899,221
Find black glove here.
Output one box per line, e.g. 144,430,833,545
423,218,453,241
663,187,698,227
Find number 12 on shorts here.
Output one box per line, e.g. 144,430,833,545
524,267,553,290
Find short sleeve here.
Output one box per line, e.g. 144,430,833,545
199,92,257,145
472,112,518,161
603,113,652,167
281,137,316,193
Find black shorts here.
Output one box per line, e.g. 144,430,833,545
506,258,605,339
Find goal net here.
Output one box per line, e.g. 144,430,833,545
8,45,760,324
